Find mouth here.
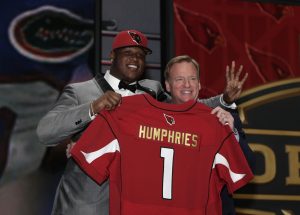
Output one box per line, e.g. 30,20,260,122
181,90,193,95
127,64,138,69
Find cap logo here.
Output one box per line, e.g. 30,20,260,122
128,31,141,45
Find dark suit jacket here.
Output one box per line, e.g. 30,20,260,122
221,109,255,215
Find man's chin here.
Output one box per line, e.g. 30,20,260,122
126,74,142,82
181,96,195,102
176,98,192,104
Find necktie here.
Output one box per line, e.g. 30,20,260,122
118,80,137,93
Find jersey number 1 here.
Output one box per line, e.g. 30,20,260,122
160,147,174,200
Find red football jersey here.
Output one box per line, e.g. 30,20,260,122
71,94,253,215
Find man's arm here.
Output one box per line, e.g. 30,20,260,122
198,61,248,109
37,83,121,146
36,84,93,146
231,110,255,170
198,95,223,109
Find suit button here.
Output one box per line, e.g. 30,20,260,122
75,119,82,125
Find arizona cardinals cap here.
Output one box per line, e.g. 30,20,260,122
112,30,152,54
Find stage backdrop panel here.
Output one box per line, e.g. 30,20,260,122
173,0,300,214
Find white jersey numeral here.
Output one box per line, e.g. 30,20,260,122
160,147,174,200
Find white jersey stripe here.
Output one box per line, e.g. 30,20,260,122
212,153,246,183
80,139,120,163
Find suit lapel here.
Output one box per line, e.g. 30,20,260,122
94,73,114,92
94,73,168,102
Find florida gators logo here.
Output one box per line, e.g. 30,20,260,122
128,31,141,45
163,114,175,126
8,5,93,63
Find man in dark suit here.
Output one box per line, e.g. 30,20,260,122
37,30,246,215
164,55,254,215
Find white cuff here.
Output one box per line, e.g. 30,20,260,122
233,128,240,142
89,102,97,120
220,94,237,109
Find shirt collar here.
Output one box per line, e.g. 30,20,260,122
104,70,137,90
104,70,120,90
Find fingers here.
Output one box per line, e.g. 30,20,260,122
224,114,234,130
227,61,243,82
211,107,234,130
228,61,247,85
105,91,122,102
104,96,122,110
224,61,247,102
106,94,122,107
230,61,235,80
66,142,76,158
235,65,243,81
238,64,243,73
66,144,71,158
212,107,227,121
94,91,122,112
219,112,234,130
227,61,244,80
225,66,230,83
240,72,248,86
236,72,248,91
211,106,222,115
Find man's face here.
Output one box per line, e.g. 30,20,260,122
110,46,146,83
165,61,201,104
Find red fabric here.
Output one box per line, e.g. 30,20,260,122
173,0,300,98
71,94,253,215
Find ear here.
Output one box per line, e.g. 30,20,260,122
109,51,115,62
165,80,171,92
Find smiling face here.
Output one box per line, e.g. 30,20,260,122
110,46,146,84
165,61,201,104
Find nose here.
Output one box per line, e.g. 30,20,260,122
184,79,191,87
129,53,138,61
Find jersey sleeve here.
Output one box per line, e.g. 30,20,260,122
71,113,120,184
213,128,254,194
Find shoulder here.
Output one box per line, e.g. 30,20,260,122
139,78,161,85
67,78,97,89
62,77,102,99
138,79,162,91
194,102,213,113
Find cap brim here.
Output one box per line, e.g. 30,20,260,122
142,47,152,55
113,45,152,55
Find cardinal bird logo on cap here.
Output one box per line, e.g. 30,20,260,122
163,114,175,126
128,31,141,44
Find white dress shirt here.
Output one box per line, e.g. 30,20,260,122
104,70,145,96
